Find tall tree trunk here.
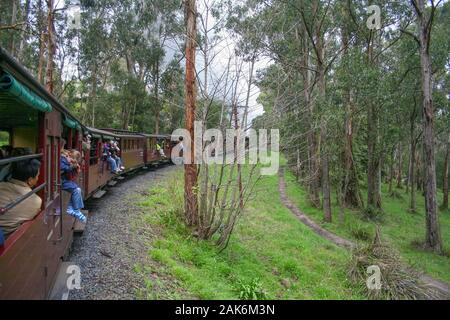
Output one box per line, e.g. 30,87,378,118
90,63,97,128
298,19,320,208
409,99,418,211
9,0,18,55
233,102,244,210
322,124,331,222
396,142,403,188
341,8,361,208
442,134,449,210
45,0,55,93
154,59,160,134
388,147,395,194
316,24,331,221
184,0,198,227
18,0,31,61
413,0,442,253
410,143,417,212
366,31,381,209
37,0,46,84
367,102,381,209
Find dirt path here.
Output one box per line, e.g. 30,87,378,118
68,165,178,300
278,167,450,299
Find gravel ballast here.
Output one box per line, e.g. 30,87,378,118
68,165,177,300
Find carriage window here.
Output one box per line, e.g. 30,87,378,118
0,131,10,148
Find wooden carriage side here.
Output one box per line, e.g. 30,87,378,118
0,48,78,299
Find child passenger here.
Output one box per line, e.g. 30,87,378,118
61,149,86,222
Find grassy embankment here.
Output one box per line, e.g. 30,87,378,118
283,166,450,284
133,162,365,299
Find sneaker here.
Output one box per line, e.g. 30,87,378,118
67,207,86,223
120,166,125,170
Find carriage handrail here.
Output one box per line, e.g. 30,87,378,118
0,153,43,166
0,182,46,215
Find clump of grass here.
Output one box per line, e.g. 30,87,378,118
360,205,384,223
349,229,441,300
349,224,374,242
235,278,268,300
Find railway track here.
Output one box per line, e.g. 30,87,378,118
60,164,178,300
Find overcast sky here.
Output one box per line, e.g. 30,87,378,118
61,0,270,128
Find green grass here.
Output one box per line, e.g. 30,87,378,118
135,167,365,300
284,165,450,284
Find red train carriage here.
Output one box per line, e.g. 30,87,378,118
115,133,146,171
101,129,172,166
0,47,175,300
100,128,147,170
0,47,80,299
142,134,172,165
84,127,118,198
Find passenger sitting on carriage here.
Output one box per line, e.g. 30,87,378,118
0,158,42,238
61,149,86,223
0,147,33,182
156,139,166,158
103,141,120,174
110,140,124,171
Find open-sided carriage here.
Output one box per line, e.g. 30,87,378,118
0,47,174,299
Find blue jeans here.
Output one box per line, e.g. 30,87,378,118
62,181,84,211
106,156,117,172
114,156,122,169
0,227,5,245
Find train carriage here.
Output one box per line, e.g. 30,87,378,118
142,134,172,165
0,46,174,300
100,128,146,171
84,127,118,198
0,47,80,299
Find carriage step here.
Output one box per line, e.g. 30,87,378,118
108,180,118,187
92,190,107,199
49,262,77,300
73,210,88,234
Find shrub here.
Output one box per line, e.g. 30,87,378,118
235,278,267,300
348,229,442,300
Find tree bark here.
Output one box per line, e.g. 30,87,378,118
388,146,395,194
413,0,442,252
442,134,449,210
154,59,160,134
298,11,320,208
45,0,55,93
18,0,31,61
410,144,417,212
184,0,198,227
37,0,46,84
366,30,381,209
396,142,403,188
9,0,18,55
